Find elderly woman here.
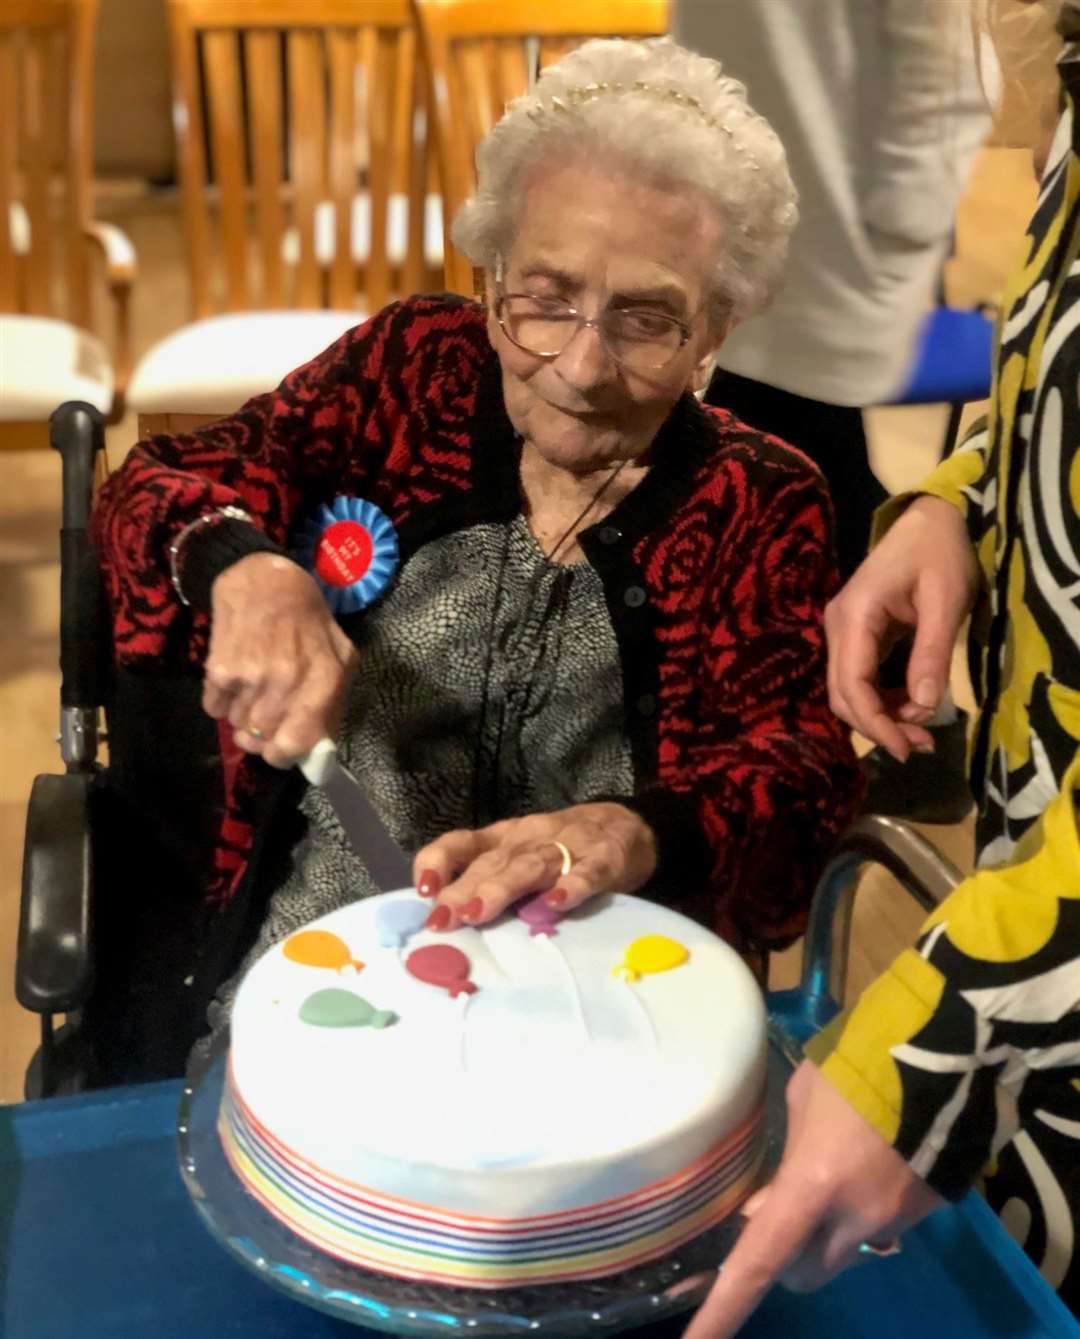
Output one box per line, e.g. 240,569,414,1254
93,37,859,1054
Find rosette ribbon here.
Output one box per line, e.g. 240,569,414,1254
295,496,399,615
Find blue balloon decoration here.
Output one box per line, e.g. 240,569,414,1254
376,898,430,949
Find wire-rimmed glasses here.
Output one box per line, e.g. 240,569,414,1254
495,292,695,373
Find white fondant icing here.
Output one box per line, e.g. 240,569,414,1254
536,933,591,1044
227,892,766,1219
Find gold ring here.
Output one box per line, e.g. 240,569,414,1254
857,1238,902,1259
552,840,573,877
246,724,266,740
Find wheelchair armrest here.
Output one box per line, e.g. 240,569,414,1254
16,772,94,1015
801,814,963,1015
769,816,964,1053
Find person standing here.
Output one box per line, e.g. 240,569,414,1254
681,5,1079,1335
674,0,990,820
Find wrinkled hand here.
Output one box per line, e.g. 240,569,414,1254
412,804,658,928
825,495,978,761
683,1061,944,1339
203,552,358,767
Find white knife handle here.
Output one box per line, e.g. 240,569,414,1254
299,736,337,787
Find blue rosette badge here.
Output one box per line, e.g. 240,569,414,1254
295,496,399,615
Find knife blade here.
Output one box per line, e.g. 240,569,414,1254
299,737,414,892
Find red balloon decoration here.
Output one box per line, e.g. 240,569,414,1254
405,944,477,998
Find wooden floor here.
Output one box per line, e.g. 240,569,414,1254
0,149,1039,1102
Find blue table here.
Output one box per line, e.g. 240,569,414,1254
2,1081,1078,1339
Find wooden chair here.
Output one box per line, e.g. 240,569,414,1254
129,0,437,421
413,0,670,296
0,0,136,448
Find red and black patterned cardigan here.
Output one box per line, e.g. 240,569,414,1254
93,294,860,954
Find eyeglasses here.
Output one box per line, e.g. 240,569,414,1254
495,292,696,373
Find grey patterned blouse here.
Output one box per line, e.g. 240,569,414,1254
214,514,633,1013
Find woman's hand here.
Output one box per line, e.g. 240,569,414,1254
412,803,658,928
203,552,358,767
682,1061,945,1339
825,495,978,761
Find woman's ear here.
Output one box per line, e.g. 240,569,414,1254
690,325,728,395
690,351,717,397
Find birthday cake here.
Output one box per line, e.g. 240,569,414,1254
219,891,767,1288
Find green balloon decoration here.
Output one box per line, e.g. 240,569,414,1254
299,988,397,1029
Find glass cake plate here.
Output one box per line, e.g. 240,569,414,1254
177,1025,790,1337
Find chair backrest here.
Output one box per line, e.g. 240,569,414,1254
413,0,669,295
166,0,430,320
0,0,98,326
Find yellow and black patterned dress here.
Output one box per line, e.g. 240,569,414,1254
808,44,1080,1309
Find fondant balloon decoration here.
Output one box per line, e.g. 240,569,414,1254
283,929,364,973
294,496,399,615
614,935,689,983
405,944,478,998
376,899,430,949
517,892,564,937
299,989,397,1029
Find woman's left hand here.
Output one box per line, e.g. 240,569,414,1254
412,803,658,929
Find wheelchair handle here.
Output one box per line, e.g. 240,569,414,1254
50,402,106,757
800,814,964,1013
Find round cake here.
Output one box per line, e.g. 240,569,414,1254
220,891,767,1288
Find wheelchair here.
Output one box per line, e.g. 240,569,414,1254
15,402,966,1099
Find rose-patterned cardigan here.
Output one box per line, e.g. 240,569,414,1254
93,294,860,963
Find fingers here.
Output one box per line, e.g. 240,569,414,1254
778,1219,869,1294
412,829,498,906
426,834,571,930
905,581,966,719
827,614,913,762
260,657,351,767
825,499,974,760
203,556,357,767
204,636,353,768
682,1181,823,1339
416,805,656,931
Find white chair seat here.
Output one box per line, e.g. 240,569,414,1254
0,314,113,419
280,192,444,268
127,310,364,415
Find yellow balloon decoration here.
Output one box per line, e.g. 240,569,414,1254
613,934,690,983
283,929,365,973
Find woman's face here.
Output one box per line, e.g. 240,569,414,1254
488,161,724,474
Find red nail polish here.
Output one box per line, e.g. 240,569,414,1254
546,888,568,907
460,897,484,923
417,869,442,898
425,905,451,931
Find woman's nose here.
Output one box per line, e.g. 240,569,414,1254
554,320,617,390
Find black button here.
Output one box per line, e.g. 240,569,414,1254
623,585,646,608
597,525,622,546
636,693,657,717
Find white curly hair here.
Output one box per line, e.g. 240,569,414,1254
451,37,798,331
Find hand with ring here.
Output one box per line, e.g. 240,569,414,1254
202,552,358,768
682,1061,944,1339
411,803,659,930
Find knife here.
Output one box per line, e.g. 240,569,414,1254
299,737,414,892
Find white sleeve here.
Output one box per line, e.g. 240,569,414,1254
861,0,991,248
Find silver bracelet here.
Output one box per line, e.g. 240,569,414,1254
168,504,254,606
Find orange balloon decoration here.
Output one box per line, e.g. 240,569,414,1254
283,929,365,973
